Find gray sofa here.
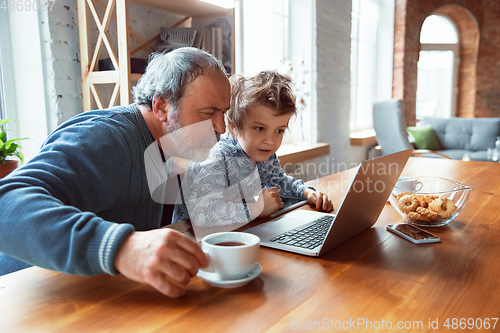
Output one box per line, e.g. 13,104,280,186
418,117,500,161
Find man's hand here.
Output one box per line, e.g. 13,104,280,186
304,189,334,212
114,228,209,298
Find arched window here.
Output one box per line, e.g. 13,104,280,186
416,15,459,119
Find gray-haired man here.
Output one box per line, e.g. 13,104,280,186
0,47,230,297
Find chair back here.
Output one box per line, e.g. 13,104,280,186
373,99,413,155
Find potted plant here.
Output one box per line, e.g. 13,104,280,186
0,119,27,179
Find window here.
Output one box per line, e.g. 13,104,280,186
350,0,394,131
239,0,313,143
242,0,288,76
0,9,18,141
416,15,459,119
351,0,379,131
0,64,5,121
1,10,49,162
0,10,10,122
0,9,17,137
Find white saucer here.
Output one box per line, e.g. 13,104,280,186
197,263,262,288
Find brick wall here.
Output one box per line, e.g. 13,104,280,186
41,0,82,128
394,0,500,126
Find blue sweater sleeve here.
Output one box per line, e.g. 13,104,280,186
0,112,145,276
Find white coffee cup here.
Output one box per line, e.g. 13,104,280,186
395,177,423,192
200,232,260,280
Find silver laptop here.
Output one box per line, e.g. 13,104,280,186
244,149,413,256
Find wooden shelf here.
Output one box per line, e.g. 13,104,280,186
277,143,330,166
78,0,234,111
350,128,377,146
128,0,232,18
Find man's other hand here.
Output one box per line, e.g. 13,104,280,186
115,229,208,297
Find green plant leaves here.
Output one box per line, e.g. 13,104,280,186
0,118,28,164
13,151,24,163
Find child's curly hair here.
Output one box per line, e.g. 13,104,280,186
227,71,297,137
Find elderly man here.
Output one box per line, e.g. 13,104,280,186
0,47,230,297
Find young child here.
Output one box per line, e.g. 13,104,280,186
174,71,333,228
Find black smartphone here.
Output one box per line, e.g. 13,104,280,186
386,223,440,244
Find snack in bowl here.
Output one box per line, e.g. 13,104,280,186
390,177,471,227
396,193,456,221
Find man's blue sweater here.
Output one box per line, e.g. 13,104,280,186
0,105,162,276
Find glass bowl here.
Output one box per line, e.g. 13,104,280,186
389,176,472,227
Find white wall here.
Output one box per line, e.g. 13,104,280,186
40,0,82,129
313,0,367,178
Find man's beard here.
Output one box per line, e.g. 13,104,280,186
166,112,219,162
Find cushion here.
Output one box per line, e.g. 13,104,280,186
469,118,500,150
419,118,469,149
406,125,442,150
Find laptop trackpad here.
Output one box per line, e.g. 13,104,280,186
245,217,307,240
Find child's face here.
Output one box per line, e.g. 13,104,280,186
233,105,292,162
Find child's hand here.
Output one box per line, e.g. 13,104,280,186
259,187,285,217
305,189,334,212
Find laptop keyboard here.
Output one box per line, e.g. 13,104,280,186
269,215,334,250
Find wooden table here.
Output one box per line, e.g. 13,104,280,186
1,158,499,332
